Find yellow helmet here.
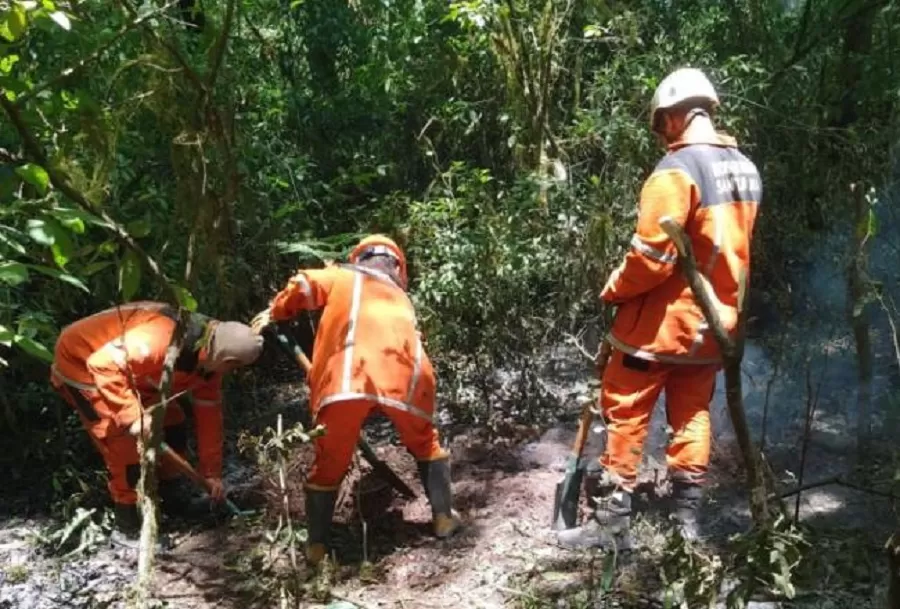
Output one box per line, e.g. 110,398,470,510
650,67,719,132
348,234,407,286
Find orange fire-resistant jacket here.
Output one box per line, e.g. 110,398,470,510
268,264,436,422
601,132,762,363
51,302,226,478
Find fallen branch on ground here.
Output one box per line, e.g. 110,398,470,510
772,475,900,501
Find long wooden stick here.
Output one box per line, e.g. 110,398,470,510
658,216,770,523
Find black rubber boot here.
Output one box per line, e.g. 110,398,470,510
417,458,461,538
304,488,337,565
110,503,173,552
557,487,632,550
110,503,141,549
670,479,703,541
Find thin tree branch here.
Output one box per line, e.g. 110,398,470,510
15,0,182,106
769,0,888,86
116,0,208,95
0,92,177,302
774,475,900,501
207,0,237,91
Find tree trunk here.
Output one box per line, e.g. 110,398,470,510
888,532,900,609
135,311,188,607
847,183,873,462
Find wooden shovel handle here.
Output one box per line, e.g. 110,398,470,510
570,339,613,457
273,329,313,372
160,441,212,493
570,401,594,458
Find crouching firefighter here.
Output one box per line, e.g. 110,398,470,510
558,67,762,548
251,234,462,565
50,302,264,547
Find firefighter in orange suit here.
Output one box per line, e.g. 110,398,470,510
558,68,762,547
251,234,461,565
51,302,263,546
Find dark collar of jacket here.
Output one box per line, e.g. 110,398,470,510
668,131,738,152
340,263,406,291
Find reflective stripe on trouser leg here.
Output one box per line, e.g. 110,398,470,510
597,350,667,489
307,398,373,489
664,363,718,484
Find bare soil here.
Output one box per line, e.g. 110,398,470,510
2,329,898,609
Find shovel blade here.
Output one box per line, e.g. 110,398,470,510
551,465,585,530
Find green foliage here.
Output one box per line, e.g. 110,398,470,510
0,10,896,602
660,515,808,608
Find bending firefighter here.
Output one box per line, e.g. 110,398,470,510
558,68,762,547
50,302,263,546
252,235,462,565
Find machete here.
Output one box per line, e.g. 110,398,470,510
551,338,613,530
271,327,417,499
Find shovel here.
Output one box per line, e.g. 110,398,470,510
159,441,254,517
270,327,417,499
551,339,613,530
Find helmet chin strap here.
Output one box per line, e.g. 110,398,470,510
668,107,710,142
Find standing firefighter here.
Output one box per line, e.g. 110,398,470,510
50,302,263,546
251,234,462,565
559,68,762,547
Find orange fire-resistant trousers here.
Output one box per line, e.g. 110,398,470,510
306,397,447,490
54,382,189,505
598,349,718,488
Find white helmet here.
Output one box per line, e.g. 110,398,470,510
650,67,719,132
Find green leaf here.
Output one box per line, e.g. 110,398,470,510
118,249,141,301
27,217,73,267
27,264,89,292
15,163,50,194
16,163,50,194
49,209,86,234
0,54,19,74
126,218,151,239
48,10,70,30
50,207,108,229
51,230,74,268
600,550,616,591
0,226,27,254
5,5,27,41
82,260,112,276
174,286,198,312
26,218,54,245
14,334,53,363
0,324,13,347
0,260,29,285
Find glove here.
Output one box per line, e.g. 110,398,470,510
250,308,272,335
205,477,226,502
